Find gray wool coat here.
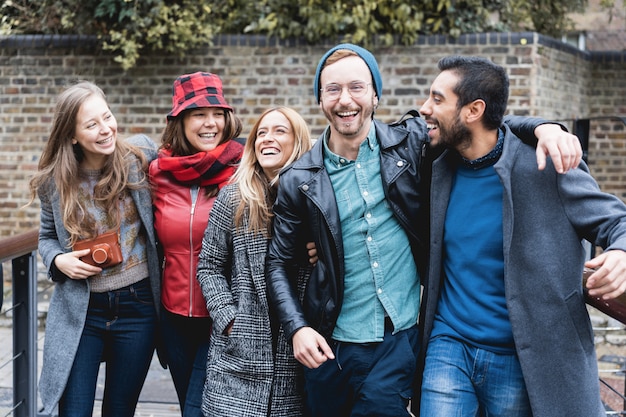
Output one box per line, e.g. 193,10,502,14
197,183,309,417
37,134,161,414
418,125,626,416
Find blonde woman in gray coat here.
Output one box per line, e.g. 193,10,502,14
196,107,313,416
29,82,162,417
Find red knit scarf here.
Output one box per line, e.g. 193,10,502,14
157,138,244,187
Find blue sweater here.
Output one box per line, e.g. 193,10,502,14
430,163,515,353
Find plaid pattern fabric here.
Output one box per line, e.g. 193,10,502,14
167,72,232,119
157,137,244,187
197,183,309,416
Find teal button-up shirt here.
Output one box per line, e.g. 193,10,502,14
323,125,420,343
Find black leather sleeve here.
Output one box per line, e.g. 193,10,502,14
265,170,310,340
503,115,568,148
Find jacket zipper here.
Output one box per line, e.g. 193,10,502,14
188,185,199,317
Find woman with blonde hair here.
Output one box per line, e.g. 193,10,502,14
30,81,162,417
196,107,313,416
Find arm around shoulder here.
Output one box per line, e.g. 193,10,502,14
504,115,581,173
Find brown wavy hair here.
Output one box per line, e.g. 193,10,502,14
29,81,148,246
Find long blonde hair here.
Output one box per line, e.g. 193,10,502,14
29,81,147,245
232,107,312,233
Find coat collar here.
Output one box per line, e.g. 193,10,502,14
294,119,409,170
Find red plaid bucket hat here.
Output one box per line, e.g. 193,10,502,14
167,72,233,120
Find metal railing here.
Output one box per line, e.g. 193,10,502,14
0,229,47,417
595,321,626,416
0,229,181,416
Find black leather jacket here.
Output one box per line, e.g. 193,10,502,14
265,115,545,340
265,117,429,340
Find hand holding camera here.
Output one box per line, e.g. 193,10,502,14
73,229,123,269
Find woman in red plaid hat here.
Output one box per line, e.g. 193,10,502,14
149,72,245,416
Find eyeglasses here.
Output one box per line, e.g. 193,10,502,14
320,81,371,100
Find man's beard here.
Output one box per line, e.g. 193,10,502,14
322,101,375,138
440,113,472,151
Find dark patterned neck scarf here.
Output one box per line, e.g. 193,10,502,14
458,128,505,170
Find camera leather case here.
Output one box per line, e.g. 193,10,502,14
73,229,123,268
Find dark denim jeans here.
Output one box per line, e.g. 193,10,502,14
303,323,419,417
58,278,156,417
160,308,211,417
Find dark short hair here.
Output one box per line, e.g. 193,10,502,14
437,55,509,130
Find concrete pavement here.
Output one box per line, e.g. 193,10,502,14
2,286,626,416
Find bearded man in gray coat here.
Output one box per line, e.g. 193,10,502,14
417,55,626,416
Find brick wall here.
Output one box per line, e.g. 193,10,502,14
578,56,626,200
1,33,626,237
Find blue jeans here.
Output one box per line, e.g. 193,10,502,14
58,278,157,417
303,322,419,417
160,308,211,417
420,336,531,417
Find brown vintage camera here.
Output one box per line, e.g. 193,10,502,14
73,229,123,268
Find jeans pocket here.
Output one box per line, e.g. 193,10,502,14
130,279,154,306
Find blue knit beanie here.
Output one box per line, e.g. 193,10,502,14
313,43,383,103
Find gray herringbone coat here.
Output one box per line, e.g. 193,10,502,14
37,134,161,414
197,183,308,417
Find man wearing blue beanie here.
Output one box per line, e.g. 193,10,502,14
266,43,582,416
313,43,383,105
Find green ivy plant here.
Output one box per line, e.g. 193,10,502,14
95,0,218,70
1,0,589,70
